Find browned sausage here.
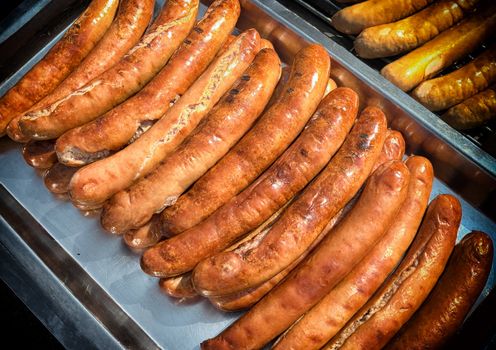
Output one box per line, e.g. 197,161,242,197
159,273,198,299
355,0,480,59
200,160,410,350
155,44,331,236
324,194,461,350
55,0,240,165
6,0,154,143
22,140,57,169
273,156,433,350
386,230,493,350
412,45,496,111
69,28,259,211
100,48,282,233
18,0,199,140
381,6,496,92
44,163,79,194
0,0,119,136
372,129,405,172
331,0,435,35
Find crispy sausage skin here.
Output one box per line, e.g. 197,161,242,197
0,0,119,136
373,129,405,172
156,44,331,236
6,0,154,143
381,7,496,92
22,140,57,169
201,160,410,350
412,45,496,111
44,163,79,194
325,194,461,350
442,85,496,129
69,29,259,211
355,0,480,59
386,230,493,350
159,273,198,299
18,0,199,140
331,0,435,35
101,48,282,233
273,156,433,350
55,0,241,165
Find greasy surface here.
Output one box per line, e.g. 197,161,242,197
355,0,479,58
156,44,330,236
372,129,405,172
442,86,496,129
6,0,154,143
124,217,161,249
18,0,199,140
44,163,79,194
273,156,433,350
159,273,198,299
69,29,257,211
386,231,493,350
381,7,496,91
201,161,410,350
0,0,118,135
412,45,496,111
326,195,461,350
55,0,240,165
191,88,359,296
331,0,435,35
22,140,57,169
101,48,281,233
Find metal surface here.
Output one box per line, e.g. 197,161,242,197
0,0,495,349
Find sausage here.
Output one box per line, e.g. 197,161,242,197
331,0,435,35
324,194,461,350
273,156,433,350
55,0,240,166
101,48,282,233
0,0,119,136
412,45,496,111
18,0,199,140
22,140,57,169
6,0,154,143
200,160,410,350
381,7,496,92
386,230,493,350
372,129,405,173
69,28,259,211
155,44,331,236
44,163,79,194
159,273,198,299
441,85,496,129
190,88,359,296
355,0,480,59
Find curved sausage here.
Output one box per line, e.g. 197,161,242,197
44,162,79,194
159,273,198,299
22,140,57,169
331,0,435,35
69,28,258,211
273,156,433,350
18,0,199,140
55,0,241,165
386,231,493,350
156,44,331,236
324,194,461,350
200,160,410,350
412,45,496,111
372,129,405,172
0,0,119,136
381,7,496,92
101,48,282,233
6,0,154,143
355,0,480,59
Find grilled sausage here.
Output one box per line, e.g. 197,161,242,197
201,160,410,350
70,29,259,211
22,140,57,169
381,6,496,92
412,45,496,111
101,48,281,233
331,0,435,35
355,0,480,59
44,163,79,194
18,0,199,140
373,129,405,172
324,194,461,350
55,0,240,165
6,0,154,143
0,0,119,136
273,156,433,350
155,44,331,236
159,273,198,299
386,230,493,350
442,85,496,129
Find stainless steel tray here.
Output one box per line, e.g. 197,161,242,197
0,0,495,349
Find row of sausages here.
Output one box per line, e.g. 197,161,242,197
0,0,493,349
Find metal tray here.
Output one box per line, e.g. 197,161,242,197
0,0,495,349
